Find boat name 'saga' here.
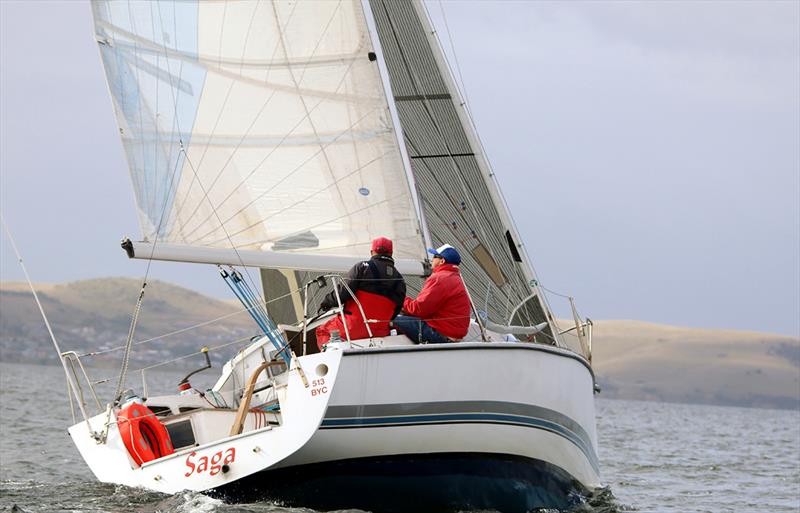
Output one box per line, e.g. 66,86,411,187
184,448,236,477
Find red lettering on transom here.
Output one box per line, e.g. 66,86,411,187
184,447,236,478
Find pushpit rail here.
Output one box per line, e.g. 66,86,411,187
61,351,103,427
301,274,378,353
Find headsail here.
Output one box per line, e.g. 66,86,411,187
368,0,559,342
92,0,427,268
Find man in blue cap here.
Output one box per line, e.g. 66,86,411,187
393,244,471,343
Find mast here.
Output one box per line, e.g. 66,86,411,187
361,0,432,252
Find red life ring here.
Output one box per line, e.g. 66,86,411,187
117,403,174,466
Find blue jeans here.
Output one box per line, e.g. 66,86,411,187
393,315,450,344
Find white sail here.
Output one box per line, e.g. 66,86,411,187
92,0,427,264
70,4,600,505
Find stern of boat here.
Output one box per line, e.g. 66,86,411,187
68,350,343,494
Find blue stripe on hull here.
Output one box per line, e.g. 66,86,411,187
321,400,600,474
209,453,587,513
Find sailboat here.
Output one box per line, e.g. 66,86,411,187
65,1,601,511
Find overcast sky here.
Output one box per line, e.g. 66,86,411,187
1,1,798,337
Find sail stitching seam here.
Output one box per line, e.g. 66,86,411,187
175,2,354,241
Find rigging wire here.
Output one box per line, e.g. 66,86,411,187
431,0,472,112
111,131,189,402
268,0,350,221
180,52,371,244
199,146,393,246
99,1,188,402
77,285,301,358
96,335,255,386
174,1,342,239
0,213,90,421
102,1,205,400
173,0,276,232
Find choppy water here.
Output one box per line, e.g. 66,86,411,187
1,362,798,513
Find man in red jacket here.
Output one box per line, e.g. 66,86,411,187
316,237,406,348
394,244,471,343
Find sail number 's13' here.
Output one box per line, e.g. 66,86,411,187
311,378,328,396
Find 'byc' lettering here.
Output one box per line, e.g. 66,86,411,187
311,386,328,396
185,447,236,477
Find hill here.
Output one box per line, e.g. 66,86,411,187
0,278,255,366
589,320,799,409
1,279,798,409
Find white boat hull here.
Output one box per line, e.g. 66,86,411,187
213,342,600,511
70,341,599,512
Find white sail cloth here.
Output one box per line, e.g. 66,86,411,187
92,0,426,263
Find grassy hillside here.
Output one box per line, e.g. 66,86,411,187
2,279,798,409
0,278,256,366
590,320,799,409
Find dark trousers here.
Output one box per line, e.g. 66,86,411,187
393,315,450,344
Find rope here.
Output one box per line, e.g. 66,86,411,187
113,284,145,402
222,267,291,364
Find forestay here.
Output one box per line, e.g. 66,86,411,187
92,0,427,265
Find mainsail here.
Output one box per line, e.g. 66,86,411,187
92,0,427,267
93,0,560,342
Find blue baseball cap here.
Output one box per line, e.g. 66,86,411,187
428,244,461,265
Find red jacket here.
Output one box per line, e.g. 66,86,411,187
317,290,397,348
403,263,470,339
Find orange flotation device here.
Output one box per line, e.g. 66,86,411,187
117,402,174,466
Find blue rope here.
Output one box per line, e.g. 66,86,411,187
221,268,291,364
232,271,293,363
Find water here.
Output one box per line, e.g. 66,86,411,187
1,362,798,513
